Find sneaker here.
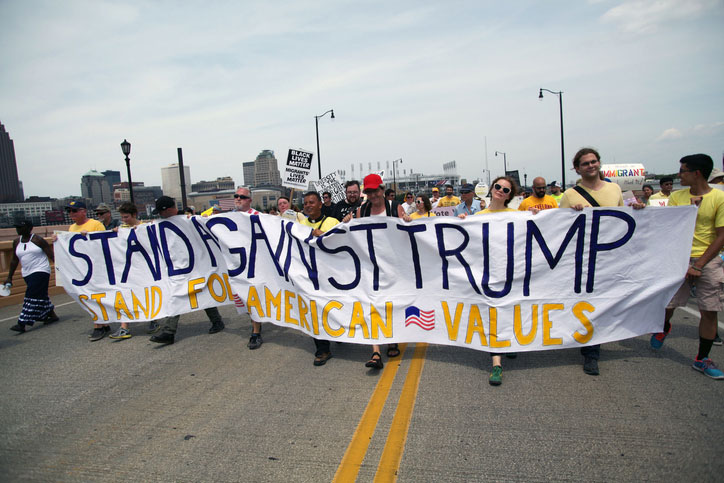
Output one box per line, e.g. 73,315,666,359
10,324,25,333
109,327,132,340
208,320,225,334
146,321,161,334
583,357,599,376
89,325,111,341
247,334,263,350
489,365,502,386
150,332,175,345
650,330,669,350
692,358,724,379
714,334,722,346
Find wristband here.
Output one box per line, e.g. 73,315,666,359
690,265,703,272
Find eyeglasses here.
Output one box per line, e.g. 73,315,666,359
579,160,599,168
69,209,80,213
96,211,108,215
406,195,413,198
234,194,250,199
323,195,330,199
494,183,511,194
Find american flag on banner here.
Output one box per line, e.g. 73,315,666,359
218,198,236,211
404,306,435,331
233,293,245,309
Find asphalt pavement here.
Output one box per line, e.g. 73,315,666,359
0,293,722,482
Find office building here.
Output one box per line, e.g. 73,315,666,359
161,164,191,201
0,122,23,203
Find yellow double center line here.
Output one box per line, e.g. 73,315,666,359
333,343,428,482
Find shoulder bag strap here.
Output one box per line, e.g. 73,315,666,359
573,185,600,207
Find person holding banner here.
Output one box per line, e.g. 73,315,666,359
299,191,340,365
453,183,481,216
559,147,645,376
651,154,724,379
231,187,265,349
404,194,436,221
149,197,226,345
5,220,59,333
466,176,519,385
333,180,362,222
354,174,405,369
63,201,109,340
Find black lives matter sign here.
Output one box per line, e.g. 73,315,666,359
283,149,314,189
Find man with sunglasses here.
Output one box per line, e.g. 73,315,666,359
651,154,724,379
230,187,266,349
559,147,645,376
453,183,481,216
518,177,558,212
66,201,109,340
321,191,335,217
95,203,121,230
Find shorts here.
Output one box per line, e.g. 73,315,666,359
667,256,724,312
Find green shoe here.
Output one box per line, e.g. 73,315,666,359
489,365,502,386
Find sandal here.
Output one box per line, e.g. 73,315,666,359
386,344,400,358
365,352,384,369
313,352,333,366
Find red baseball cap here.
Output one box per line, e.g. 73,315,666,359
363,173,383,191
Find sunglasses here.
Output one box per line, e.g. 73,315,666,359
415,200,423,204
96,211,108,215
69,208,80,213
234,194,250,199
494,183,511,194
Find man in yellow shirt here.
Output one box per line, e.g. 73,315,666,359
647,177,674,205
559,147,644,376
299,191,339,366
437,184,461,207
66,201,108,340
651,154,724,379
518,177,558,211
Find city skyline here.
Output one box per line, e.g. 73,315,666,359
2,1,723,199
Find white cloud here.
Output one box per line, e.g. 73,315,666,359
656,128,683,141
601,0,721,34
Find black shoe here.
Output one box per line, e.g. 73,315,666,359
150,332,175,344
42,312,59,325
247,334,263,350
208,320,225,334
714,334,722,346
10,324,25,333
365,352,384,369
89,325,111,341
583,357,599,376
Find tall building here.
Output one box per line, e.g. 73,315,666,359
161,164,191,201
0,122,23,202
243,162,255,187
81,170,113,206
250,150,281,187
102,170,121,187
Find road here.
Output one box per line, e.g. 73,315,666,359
0,293,722,482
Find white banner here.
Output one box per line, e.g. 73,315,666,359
55,207,697,353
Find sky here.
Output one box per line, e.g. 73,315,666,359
2,0,723,199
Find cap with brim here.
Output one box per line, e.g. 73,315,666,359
432,187,439,192
460,183,474,193
96,203,111,213
153,196,176,214
363,174,383,191
709,169,724,183
66,200,86,210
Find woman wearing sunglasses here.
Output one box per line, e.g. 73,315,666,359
472,176,521,386
403,194,436,221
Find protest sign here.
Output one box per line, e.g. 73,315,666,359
282,149,313,189
310,172,345,203
55,207,697,354
431,206,456,216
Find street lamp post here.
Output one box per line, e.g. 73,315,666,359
120,139,134,204
392,158,402,192
539,88,566,188
495,151,507,175
314,109,335,179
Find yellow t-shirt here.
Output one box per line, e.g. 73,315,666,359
559,183,623,208
299,215,339,233
69,219,106,233
518,195,558,211
668,188,724,257
475,207,515,215
409,211,436,219
437,196,461,207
